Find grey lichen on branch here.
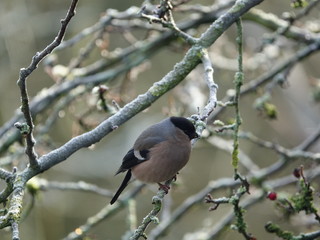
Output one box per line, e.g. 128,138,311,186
129,179,172,240
149,46,203,97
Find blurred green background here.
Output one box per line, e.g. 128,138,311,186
0,0,320,239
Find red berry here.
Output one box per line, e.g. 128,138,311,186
267,192,277,201
293,168,301,178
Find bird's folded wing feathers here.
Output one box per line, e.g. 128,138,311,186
115,148,149,174
115,124,170,175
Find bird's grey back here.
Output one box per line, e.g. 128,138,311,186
133,118,175,150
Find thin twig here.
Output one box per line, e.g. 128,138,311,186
200,49,218,121
129,179,173,240
0,0,260,154
211,40,320,121
206,136,260,174
231,18,244,172
37,87,87,136
63,184,145,240
0,1,79,235
148,165,320,240
140,5,197,45
294,0,320,21
11,222,20,240
1,0,264,237
0,168,12,181
16,0,79,168
239,131,320,161
244,9,318,44
27,178,114,197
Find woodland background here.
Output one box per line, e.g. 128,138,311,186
0,0,320,239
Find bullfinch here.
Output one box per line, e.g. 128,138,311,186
110,116,198,205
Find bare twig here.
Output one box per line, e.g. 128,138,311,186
148,111,320,239
259,0,320,48
0,2,79,237
140,1,197,45
16,0,79,168
205,191,263,240
200,49,218,121
231,18,244,172
56,6,144,50
63,184,145,240
206,136,260,174
0,0,261,154
11,222,20,240
1,1,320,239
294,229,320,240
175,0,235,13
294,0,320,21
211,39,320,121
148,165,320,240
37,87,87,136
239,131,320,161
244,9,318,44
27,178,114,197
0,168,12,181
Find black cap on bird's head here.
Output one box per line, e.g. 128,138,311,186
170,117,198,140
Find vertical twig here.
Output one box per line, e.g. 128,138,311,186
232,18,244,174
200,49,218,121
229,18,255,240
128,199,138,232
129,179,173,240
0,1,80,239
11,222,20,240
16,0,79,168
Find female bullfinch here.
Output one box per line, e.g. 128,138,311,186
110,116,198,204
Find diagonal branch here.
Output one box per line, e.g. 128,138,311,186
0,0,263,156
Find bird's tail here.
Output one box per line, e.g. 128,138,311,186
110,170,132,205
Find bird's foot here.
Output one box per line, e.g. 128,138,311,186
158,183,170,194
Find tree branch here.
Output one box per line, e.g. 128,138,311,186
200,49,218,120
211,39,320,120
16,0,79,168
0,0,263,155
63,184,145,240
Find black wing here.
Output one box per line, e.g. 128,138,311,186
110,149,149,205
115,148,149,175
